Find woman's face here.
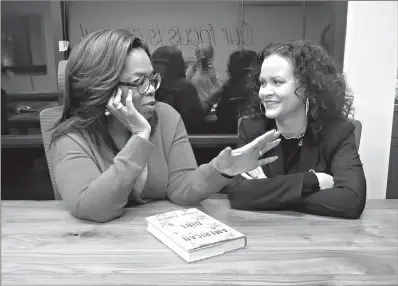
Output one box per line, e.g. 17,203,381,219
258,54,305,121
119,48,156,120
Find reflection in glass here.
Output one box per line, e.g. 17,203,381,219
1,13,47,73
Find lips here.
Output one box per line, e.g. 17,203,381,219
143,100,156,106
265,101,280,106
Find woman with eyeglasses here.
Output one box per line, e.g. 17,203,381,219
50,29,281,223
223,40,366,219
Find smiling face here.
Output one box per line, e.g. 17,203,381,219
258,54,305,121
119,48,157,120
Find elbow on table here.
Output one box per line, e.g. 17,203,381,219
341,194,366,219
67,203,124,223
167,188,210,207
168,195,205,207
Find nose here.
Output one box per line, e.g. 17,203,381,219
258,84,274,100
145,83,156,97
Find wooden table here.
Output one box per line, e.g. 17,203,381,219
2,199,398,285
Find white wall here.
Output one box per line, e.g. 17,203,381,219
1,1,58,93
343,1,398,199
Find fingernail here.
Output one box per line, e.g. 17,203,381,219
271,156,278,161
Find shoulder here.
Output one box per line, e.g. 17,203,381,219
322,119,356,143
154,101,187,149
51,130,94,158
155,101,182,126
320,119,357,154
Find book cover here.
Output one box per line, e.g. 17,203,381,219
146,208,247,262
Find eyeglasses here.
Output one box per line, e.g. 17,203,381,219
118,73,161,94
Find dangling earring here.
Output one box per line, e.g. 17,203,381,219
305,98,309,117
259,102,266,115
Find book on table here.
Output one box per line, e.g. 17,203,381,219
146,208,247,263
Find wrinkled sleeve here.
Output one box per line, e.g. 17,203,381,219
166,118,233,205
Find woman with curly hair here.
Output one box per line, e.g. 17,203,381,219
224,40,366,219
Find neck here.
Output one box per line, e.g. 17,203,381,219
107,115,129,134
275,108,307,138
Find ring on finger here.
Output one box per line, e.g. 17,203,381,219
115,103,123,110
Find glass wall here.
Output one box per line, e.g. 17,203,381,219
67,0,347,135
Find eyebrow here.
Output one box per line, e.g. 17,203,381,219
122,70,155,82
258,75,285,81
131,70,154,77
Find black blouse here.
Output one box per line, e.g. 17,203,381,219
279,134,320,197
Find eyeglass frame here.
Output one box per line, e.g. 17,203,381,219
118,73,161,95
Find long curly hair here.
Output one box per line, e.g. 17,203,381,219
244,40,354,141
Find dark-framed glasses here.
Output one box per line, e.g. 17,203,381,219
118,73,161,94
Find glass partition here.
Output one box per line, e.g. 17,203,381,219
66,0,347,136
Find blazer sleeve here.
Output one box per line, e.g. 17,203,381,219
52,133,154,223
293,131,367,219
166,117,233,205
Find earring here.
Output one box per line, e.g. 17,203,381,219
305,98,309,116
259,102,266,115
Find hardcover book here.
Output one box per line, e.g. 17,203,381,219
146,208,247,263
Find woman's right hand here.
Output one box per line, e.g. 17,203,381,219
106,88,151,138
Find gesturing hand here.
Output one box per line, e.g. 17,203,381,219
213,130,281,177
106,88,151,137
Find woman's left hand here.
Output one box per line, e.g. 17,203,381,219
213,130,281,177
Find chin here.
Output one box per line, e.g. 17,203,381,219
265,110,280,119
142,112,154,120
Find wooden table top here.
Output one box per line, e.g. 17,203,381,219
2,199,398,285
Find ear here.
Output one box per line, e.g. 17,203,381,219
294,85,307,99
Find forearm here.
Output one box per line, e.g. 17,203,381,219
227,174,305,210
56,135,153,222
167,159,232,205
295,185,366,219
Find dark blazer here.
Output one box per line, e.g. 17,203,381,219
225,117,367,219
